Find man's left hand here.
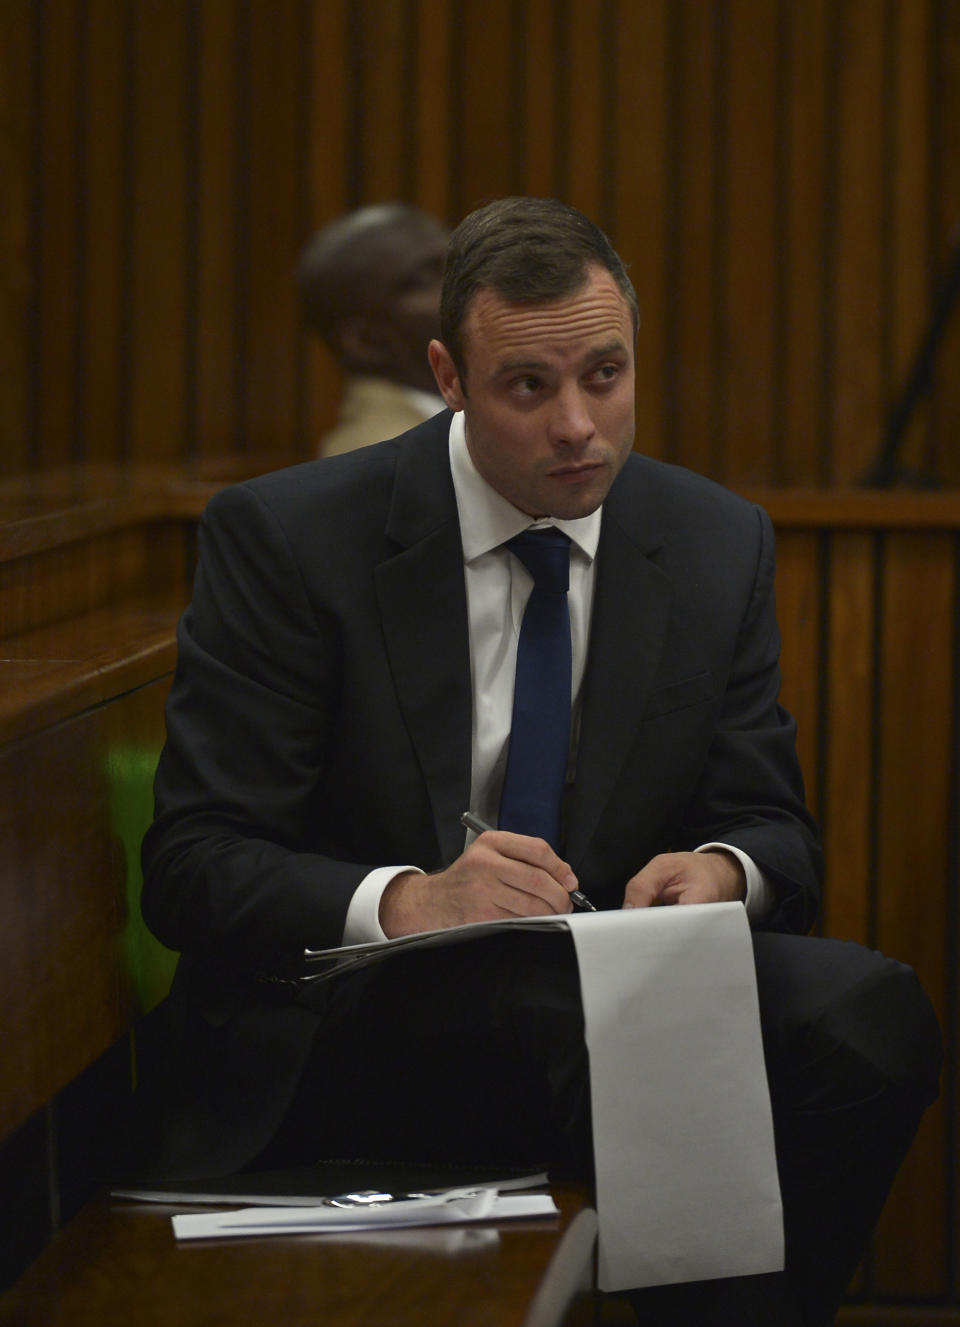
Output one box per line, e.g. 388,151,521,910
622,850,746,909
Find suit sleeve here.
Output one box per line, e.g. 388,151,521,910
140,482,372,971
677,505,822,934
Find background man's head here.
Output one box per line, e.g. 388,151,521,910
439,196,639,388
297,204,448,395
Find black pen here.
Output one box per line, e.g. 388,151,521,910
459,811,597,912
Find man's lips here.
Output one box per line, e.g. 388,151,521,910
548,461,604,480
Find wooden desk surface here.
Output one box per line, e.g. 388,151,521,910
0,1184,597,1327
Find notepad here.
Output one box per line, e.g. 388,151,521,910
243,903,782,1289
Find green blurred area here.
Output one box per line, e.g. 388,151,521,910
105,743,178,1012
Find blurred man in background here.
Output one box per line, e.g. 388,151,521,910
297,203,448,457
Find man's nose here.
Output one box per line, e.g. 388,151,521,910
548,386,595,446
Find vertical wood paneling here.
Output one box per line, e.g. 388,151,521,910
353,0,410,202
871,533,955,1295
301,0,350,451
36,0,83,469
413,0,453,220
0,705,129,1137
933,0,960,490
669,0,722,477
954,537,960,1303
2,0,958,486
245,0,302,460
613,0,668,463
780,0,830,487
129,1,188,464
520,0,562,200
193,0,242,461
81,0,125,464
564,1,606,224
454,0,514,213
890,0,934,481
830,0,888,485
304,0,348,221
820,533,876,943
0,1,32,474
723,0,779,485
0,676,175,1138
770,513,959,1304
773,531,822,819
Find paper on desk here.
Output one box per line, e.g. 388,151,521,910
568,903,783,1292
114,1168,548,1208
172,1192,557,1241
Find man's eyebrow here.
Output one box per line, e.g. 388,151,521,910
493,357,551,376
584,339,630,359
493,341,629,376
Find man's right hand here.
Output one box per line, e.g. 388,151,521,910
378,830,579,938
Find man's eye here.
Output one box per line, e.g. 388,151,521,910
589,364,619,385
513,376,541,394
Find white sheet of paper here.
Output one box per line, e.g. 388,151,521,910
114,1170,548,1208
567,902,783,1291
172,1193,557,1241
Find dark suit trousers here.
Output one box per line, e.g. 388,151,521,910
254,929,941,1327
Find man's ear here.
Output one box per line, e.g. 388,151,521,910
428,339,466,410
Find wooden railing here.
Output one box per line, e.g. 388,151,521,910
754,490,960,1313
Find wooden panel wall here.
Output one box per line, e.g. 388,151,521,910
768,495,960,1306
0,676,171,1141
1,0,959,486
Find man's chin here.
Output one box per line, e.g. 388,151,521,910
538,472,614,520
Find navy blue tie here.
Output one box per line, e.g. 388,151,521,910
498,529,572,849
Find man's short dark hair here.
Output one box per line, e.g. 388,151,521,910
440,197,639,379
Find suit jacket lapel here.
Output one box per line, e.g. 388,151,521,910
374,417,473,865
565,464,673,866
371,428,674,872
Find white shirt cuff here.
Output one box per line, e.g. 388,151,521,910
342,865,424,945
695,843,774,923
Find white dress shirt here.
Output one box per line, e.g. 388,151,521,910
342,413,771,943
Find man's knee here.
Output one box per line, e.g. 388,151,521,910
753,932,942,1113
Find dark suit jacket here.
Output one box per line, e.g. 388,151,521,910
137,411,821,1176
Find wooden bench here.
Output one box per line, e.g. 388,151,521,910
0,468,600,1325
0,1186,599,1327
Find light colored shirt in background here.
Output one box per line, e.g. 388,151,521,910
318,376,444,457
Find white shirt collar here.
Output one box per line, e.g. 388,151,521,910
448,412,602,564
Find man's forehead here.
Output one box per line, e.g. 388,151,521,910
463,269,635,365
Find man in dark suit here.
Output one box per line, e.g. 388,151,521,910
139,198,940,1325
